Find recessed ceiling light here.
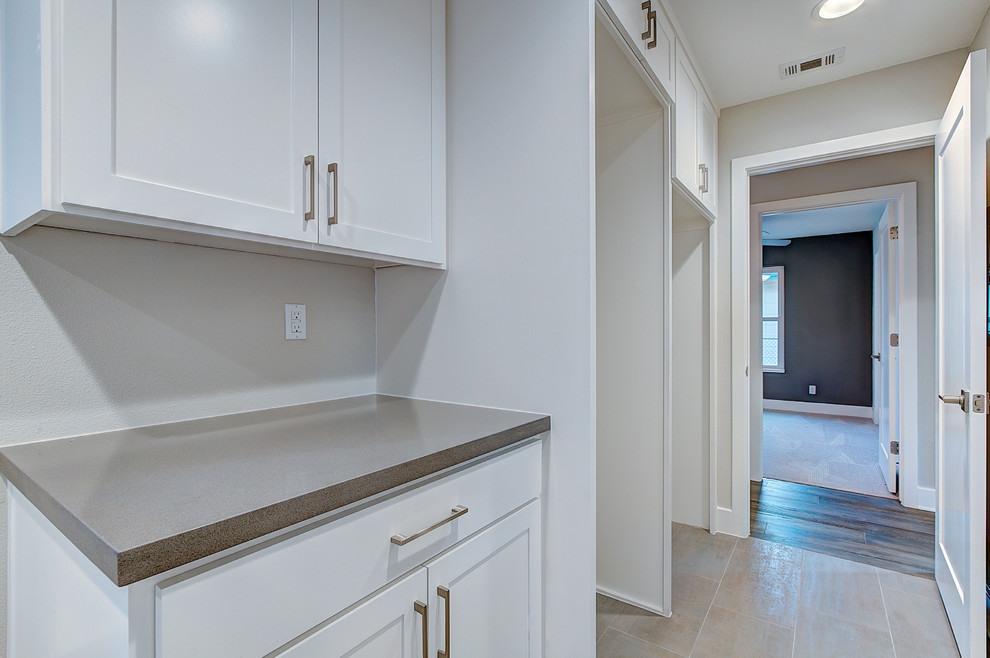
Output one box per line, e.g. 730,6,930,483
813,0,866,20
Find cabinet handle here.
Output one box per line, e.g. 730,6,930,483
328,162,338,226
699,164,709,194
414,601,428,658
437,586,450,658
641,1,657,49
390,506,468,546
304,155,315,221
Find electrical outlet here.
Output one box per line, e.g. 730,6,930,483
809,385,817,395
285,304,306,340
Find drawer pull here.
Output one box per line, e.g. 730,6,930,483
437,586,450,658
414,600,428,658
390,506,468,546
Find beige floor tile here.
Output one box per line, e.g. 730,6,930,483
596,629,684,657
792,606,894,657
609,572,719,656
672,523,737,581
712,537,802,628
597,593,627,642
884,589,960,657
691,606,793,658
877,568,940,600
798,549,888,631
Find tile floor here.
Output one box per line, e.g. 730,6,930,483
596,524,959,657
762,411,893,498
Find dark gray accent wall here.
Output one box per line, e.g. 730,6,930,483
763,231,873,406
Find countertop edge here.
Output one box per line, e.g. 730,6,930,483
110,414,550,586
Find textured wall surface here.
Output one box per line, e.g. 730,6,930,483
763,232,874,406
1,227,377,655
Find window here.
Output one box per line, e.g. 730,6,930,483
762,266,785,373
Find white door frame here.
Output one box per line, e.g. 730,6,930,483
748,183,918,502
724,121,938,537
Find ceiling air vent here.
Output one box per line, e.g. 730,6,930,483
779,47,845,80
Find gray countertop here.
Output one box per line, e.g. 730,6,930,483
0,395,549,586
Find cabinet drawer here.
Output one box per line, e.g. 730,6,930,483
156,440,541,657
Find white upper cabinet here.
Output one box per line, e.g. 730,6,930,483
60,0,320,244
599,0,676,98
318,0,446,265
673,41,716,217
2,0,446,267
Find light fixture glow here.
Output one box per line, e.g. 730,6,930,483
813,0,866,20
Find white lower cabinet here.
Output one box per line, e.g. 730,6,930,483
6,441,542,657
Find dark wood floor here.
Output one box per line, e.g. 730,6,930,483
751,478,935,579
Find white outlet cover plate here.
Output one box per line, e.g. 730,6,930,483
285,304,306,340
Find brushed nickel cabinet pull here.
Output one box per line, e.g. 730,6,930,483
304,155,315,221
390,506,468,546
641,1,657,49
437,586,450,658
414,601,428,658
328,162,339,226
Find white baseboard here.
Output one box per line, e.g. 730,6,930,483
595,587,669,617
762,399,873,419
917,486,935,512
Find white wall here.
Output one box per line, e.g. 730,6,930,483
596,107,665,609
671,227,710,528
714,50,968,514
376,0,596,653
0,226,377,656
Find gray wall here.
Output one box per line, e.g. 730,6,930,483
762,232,874,407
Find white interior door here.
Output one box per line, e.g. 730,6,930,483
934,50,987,658
878,209,899,493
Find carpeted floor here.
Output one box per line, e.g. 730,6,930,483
762,410,895,499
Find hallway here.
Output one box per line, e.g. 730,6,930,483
596,524,957,657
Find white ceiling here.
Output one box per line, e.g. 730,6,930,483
762,201,888,240
664,0,990,108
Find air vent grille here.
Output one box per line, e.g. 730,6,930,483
779,47,845,80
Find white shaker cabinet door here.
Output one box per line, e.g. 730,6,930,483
673,43,699,197
277,568,428,658
318,0,446,266
426,501,542,658
60,0,320,243
599,0,675,96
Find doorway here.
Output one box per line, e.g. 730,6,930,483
752,189,916,501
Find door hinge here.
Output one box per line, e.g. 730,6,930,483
889,226,899,240
889,333,899,347
974,394,987,414
890,441,900,455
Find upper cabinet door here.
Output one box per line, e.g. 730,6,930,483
673,43,699,194
599,0,675,97
59,0,320,243
319,0,446,266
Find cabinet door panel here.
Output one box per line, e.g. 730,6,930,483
60,0,319,242
427,501,541,658
319,0,445,265
600,0,675,96
673,43,699,195
278,569,427,658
